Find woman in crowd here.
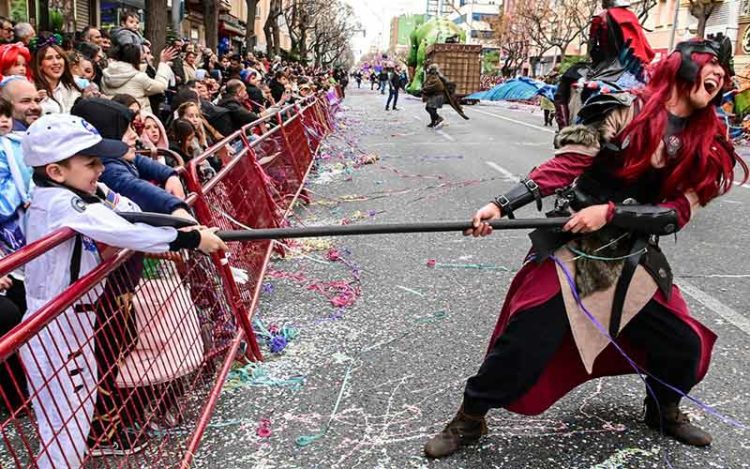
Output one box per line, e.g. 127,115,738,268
0,42,33,81
31,37,82,114
101,43,176,113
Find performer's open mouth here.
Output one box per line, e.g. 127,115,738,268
704,78,719,94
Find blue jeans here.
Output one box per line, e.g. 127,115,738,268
379,80,387,94
386,89,399,109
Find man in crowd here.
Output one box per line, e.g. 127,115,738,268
0,17,12,44
13,22,35,45
1,79,42,132
216,79,259,134
82,26,103,46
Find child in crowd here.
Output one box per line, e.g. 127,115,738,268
168,118,198,162
0,42,33,81
19,113,226,467
140,112,170,158
0,97,30,413
0,97,12,135
121,10,141,33
176,101,223,171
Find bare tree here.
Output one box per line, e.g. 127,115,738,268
689,0,721,38
284,0,323,61
246,0,259,51
264,0,283,56
203,0,220,50
490,10,530,77
145,0,169,56
275,0,356,67
516,0,599,67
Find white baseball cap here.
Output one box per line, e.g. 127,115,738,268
22,113,129,167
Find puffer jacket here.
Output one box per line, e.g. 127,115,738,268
101,60,173,113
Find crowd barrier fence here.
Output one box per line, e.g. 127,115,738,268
0,87,342,467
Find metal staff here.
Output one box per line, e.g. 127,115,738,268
119,213,569,241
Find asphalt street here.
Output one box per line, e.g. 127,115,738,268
196,85,750,468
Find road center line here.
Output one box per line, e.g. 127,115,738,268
676,279,750,336
436,129,455,141
485,161,517,181
470,108,555,134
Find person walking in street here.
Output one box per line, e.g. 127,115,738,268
540,94,555,126
369,71,377,90
421,64,469,129
385,67,400,111
354,71,362,88
423,37,742,459
378,69,388,95
422,64,445,128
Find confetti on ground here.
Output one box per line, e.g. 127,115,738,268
396,285,425,297
591,446,662,469
225,362,305,391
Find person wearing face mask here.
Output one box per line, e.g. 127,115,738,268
31,37,82,114
425,38,746,460
101,43,176,114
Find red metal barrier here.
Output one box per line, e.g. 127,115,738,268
0,90,339,467
0,231,241,468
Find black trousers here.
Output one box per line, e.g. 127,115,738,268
463,294,701,415
543,109,554,126
426,106,440,124
386,89,398,109
0,278,27,411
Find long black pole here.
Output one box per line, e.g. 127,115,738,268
216,217,569,241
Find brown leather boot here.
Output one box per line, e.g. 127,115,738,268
644,398,712,447
423,406,488,459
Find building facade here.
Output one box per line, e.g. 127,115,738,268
447,0,500,49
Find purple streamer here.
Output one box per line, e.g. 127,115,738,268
551,255,747,430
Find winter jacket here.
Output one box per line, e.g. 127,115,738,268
422,73,445,109
99,154,186,214
246,84,267,113
388,72,400,91
101,60,173,113
198,100,234,138
216,97,259,134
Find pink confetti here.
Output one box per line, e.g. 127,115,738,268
426,259,437,268
256,418,272,438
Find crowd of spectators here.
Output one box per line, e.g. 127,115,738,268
0,10,347,464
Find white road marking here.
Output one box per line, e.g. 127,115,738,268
469,108,555,133
412,115,422,122
677,279,750,336
436,129,455,141
485,161,517,181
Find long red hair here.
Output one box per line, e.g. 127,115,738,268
0,42,33,81
616,50,748,205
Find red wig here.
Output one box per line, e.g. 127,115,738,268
616,50,748,205
0,42,33,82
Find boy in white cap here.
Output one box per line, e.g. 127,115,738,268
19,113,226,468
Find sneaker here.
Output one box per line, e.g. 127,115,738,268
393,107,400,111
427,122,436,128
433,117,445,129
89,429,149,457
385,106,389,111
